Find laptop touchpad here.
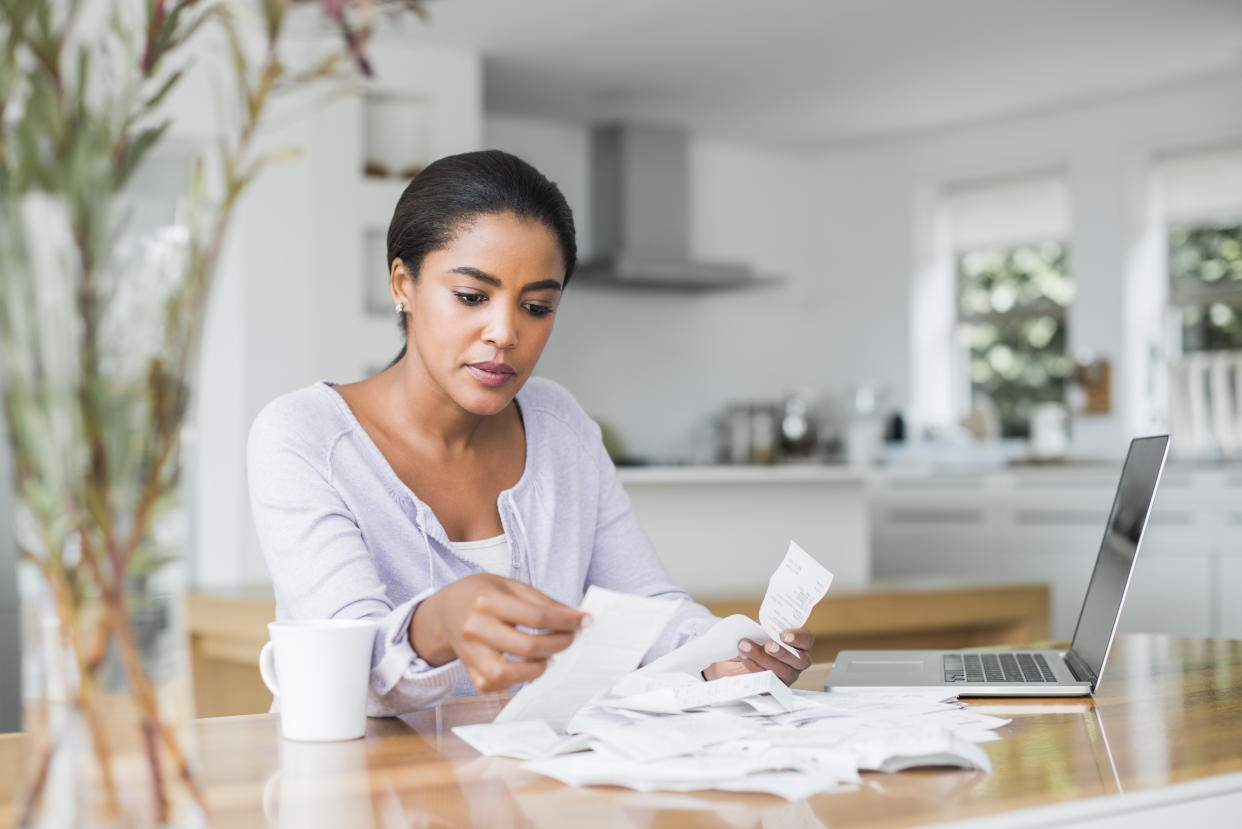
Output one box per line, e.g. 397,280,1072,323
846,660,924,675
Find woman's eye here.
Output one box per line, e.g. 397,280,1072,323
524,303,555,317
453,291,486,305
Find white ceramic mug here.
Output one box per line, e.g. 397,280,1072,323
259,619,378,741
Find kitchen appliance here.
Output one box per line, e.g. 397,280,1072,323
575,123,772,290
1029,402,1069,460
779,391,817,458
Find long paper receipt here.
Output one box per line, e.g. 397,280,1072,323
759,541,834,655
494,586,680,731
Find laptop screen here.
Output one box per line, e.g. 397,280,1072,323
1068,435,1169,683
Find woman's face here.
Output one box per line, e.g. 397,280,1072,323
395,211,566,416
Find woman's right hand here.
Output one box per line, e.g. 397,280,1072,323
409,574,590,693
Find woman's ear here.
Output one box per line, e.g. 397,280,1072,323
390,258,413,309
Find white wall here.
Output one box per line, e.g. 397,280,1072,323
488,69,1242,463
486,116,825,461
185,40,483,589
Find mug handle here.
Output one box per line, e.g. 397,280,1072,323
259,641,280,696
261,771,281,826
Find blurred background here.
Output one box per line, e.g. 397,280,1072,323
3,0,1242,725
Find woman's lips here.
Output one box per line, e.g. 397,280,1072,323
466,361,516,387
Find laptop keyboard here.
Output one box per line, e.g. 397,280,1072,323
943,652,1058,683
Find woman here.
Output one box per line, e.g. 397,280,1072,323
247,150,812,715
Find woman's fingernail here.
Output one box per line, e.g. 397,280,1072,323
738,640,751,653
766,641,780,654
579,614,593,629
782,632,795,644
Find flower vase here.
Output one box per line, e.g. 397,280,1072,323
1,193,208,829
15,545,204,829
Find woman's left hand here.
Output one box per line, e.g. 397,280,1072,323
702,628,813,686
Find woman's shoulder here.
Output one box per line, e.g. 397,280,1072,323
519,376,590,420
248,381,350,457
518,376,600,440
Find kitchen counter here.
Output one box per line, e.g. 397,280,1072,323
616,463,864,485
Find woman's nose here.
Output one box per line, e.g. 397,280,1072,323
482,307,518,348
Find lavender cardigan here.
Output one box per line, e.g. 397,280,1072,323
247,377,716,715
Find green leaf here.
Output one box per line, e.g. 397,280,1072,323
141,67,184,116
112,120,170,190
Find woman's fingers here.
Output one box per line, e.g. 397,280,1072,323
478,580,589,633
459,641,554,693
702,657,750,681
445,576,590,692
461,611,577,660
778,628,813,653
736,633,811,686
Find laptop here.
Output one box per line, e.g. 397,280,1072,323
825,434,1170,697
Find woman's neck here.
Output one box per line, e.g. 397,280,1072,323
382,358,513,460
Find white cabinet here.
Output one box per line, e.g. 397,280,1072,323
872,477,996,580
1220,507,1242,639
619,466,869,601
871,465,1241,640
1120,471,1216,637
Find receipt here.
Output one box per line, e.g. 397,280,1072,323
495,586,680,731
634,614,770,677
607,670,795,715
758,541,833,656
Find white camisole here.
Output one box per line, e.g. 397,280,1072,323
448,533,511,576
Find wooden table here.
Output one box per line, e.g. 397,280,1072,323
3,634,1240,828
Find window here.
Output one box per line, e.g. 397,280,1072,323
942,173,1074,438
1158,144,1242,354
1169,222,1242,352
1155,144,1242,459
956,241,1075,437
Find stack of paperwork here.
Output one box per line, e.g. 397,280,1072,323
453,542,1006,799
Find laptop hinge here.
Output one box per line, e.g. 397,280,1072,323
1064,649,1097,688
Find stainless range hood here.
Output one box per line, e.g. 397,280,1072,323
575,123,767,290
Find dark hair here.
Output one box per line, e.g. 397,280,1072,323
385,149,577,364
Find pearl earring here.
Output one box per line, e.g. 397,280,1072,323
395,302,405,314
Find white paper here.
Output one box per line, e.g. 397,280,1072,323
473,545,1008,798
609,671,702,698
758,541,834,655
635,614,771,676
523,744,861,800
741,693,791,716
452,720,565,760
516,679,1003,796
582,711,750,763
607,670,794,715
494,586,680,731
844,725,993,773
564,704,654,736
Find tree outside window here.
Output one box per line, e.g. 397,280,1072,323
1169,223,1242,351
956,241,1076,438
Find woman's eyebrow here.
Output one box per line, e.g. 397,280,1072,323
522,278,564,293
451,266,563,292
451,266,501,286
